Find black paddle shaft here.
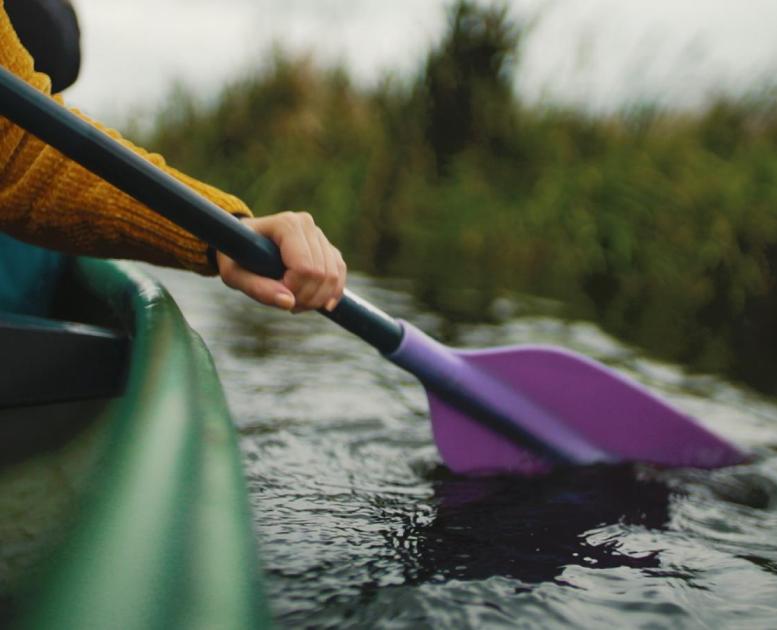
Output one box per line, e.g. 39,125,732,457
0,66,403,353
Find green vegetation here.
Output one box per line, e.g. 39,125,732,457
145,1,777,393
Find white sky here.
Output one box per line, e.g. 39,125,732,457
65,0,777,125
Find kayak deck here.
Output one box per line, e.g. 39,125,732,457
0,257,270,629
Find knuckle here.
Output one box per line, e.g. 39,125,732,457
297,211,315,226
278,211,297,227
295,264,324,281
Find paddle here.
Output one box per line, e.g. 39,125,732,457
0,65,747,475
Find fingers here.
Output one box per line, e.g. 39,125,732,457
284,217,327,309
327,243,347,313
288,226,338,311
217,250,296,310
217,211,347,312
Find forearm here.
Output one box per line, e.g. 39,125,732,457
0,113,251,273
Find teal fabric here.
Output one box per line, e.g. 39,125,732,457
0,233,66,316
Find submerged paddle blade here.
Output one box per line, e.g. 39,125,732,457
389,322,747,475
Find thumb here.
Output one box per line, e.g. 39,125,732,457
245,277,296,311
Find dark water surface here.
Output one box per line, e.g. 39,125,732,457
146,266,777,629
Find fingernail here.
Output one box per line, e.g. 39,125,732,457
324,298,338,312
274,293,295,310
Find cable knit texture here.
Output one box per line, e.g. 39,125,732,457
0,1,252,274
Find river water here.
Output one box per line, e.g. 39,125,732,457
146,265,777,629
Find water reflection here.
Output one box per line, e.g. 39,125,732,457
394,465,670,588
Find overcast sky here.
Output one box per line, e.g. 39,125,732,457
65,0,777,125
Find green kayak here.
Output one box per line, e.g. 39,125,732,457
0,237,270,629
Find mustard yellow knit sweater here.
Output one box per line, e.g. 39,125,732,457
0,1,252,274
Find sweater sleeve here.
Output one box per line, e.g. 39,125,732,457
0,2,252,275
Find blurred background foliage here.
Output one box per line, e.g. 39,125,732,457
145,1,777,394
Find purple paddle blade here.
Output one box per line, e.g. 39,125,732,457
388,321,747,475
426,392,552,476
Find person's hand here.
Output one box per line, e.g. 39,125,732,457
216,212,346,312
